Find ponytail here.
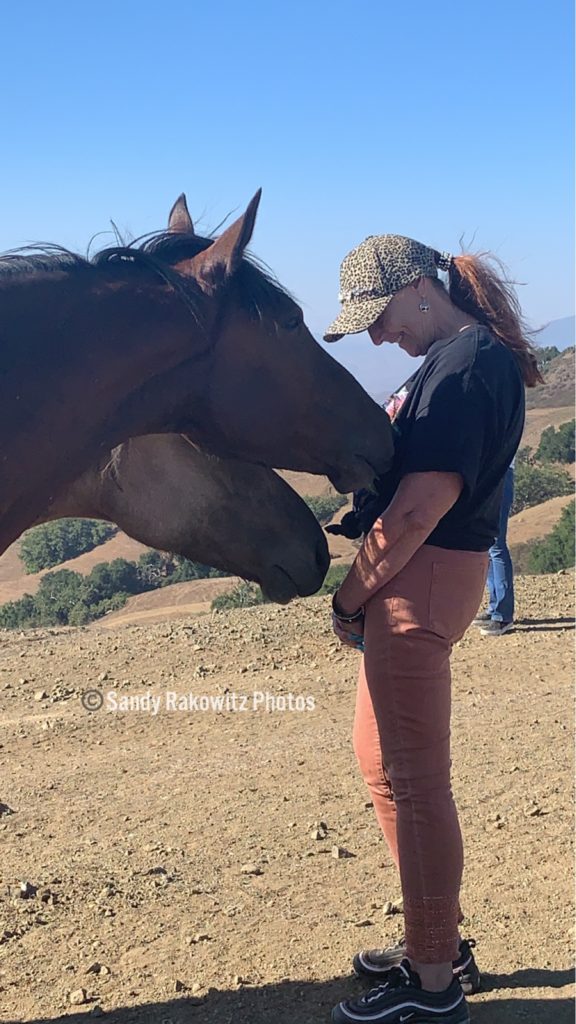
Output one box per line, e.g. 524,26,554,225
432,250,544,387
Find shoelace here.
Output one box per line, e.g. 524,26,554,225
372,936,406,956
363,963,412,1004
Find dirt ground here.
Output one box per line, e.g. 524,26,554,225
0,573,573,1023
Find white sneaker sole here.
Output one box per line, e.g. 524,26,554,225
479,622,513,636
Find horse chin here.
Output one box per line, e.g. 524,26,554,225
260,565,299,605
328,455,381,494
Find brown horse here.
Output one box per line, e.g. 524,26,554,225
0,191,393,554
31,434,329,603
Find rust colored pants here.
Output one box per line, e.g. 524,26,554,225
353,544,488,963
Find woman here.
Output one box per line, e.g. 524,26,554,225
323,234,542,1024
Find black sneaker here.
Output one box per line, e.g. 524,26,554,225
353,938,481,996
472,611,492,627
479,620,513,636
333,959,469,1023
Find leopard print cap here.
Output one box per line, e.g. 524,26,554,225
324,234,450,342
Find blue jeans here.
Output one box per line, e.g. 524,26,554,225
487,466,515,622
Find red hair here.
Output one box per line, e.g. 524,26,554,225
432,250,544,387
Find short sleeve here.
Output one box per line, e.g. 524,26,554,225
400,370,489,498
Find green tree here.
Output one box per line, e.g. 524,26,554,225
136,551,173,588
136,551,229,587
515,446,534,466
535,421,575,464
34,570,85,625
528,502,575,573
536,345,561,369
81,559,142,605
512,463,573,515
20,519,116,573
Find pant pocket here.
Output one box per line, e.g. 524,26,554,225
428,560,488,641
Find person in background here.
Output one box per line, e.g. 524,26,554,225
473,460,516,635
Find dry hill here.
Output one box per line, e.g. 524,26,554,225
526,348,575,409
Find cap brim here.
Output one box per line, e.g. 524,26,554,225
323,295,392,342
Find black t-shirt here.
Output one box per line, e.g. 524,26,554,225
355,325,525,551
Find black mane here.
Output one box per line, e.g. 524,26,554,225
0,229,294,319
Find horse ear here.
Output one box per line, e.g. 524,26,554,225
176,189,262,293
168,193,194,233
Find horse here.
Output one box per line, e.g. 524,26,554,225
30,434,330,603
0,190,393,555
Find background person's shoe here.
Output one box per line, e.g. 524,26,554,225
353,938,481,996
480,620,513,636
333,960,470,1023
472,611,492,627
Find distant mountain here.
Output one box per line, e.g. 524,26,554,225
536,316,575,350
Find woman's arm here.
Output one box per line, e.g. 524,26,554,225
334,471,464,615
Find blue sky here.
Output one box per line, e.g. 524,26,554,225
1,0,573,393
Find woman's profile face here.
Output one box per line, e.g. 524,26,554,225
367,281,430,357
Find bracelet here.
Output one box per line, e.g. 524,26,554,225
332,593,365,623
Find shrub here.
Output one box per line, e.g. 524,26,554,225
304,494,348,525
20,519,116,573
535,421,575,464
511,463,573,516
164,556,229,585
211,582,268,611
317,563,352,595
528,502,575,573
0,594,40,630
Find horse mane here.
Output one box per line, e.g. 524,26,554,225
0,229,294,319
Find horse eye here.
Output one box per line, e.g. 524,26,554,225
285,315,302,331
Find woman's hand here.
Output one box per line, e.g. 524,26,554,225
332,612,365,650
331,591,365,651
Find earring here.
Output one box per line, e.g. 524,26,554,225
419,298,430,313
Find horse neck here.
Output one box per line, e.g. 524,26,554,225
0,270,204,406
31,449,116,526
0,270,210,552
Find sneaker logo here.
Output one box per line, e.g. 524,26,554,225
399,1016,415,1022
